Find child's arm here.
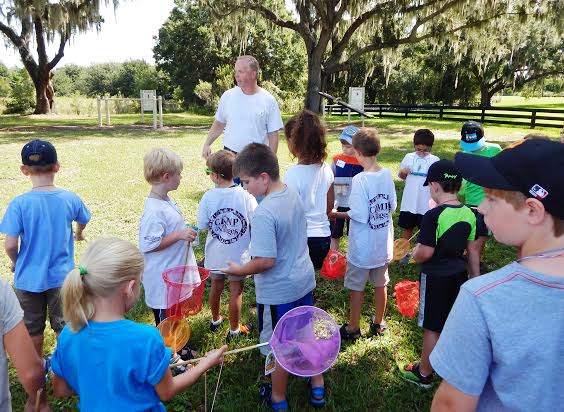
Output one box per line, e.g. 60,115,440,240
398,167,411,180
412,243,435,264
328,210,349,220
154,345,227,401
326,184,335,217
52,374,75,397
147,228,197,253
74,223,87,241
4,235,18,272
466,240,481,278
431,380,479,412
221,257,275,277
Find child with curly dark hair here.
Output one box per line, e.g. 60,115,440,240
283,110,334,269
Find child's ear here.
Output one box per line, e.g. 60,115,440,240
123,279,137,297
20,165,30,176
53,162,60,172
525,197,548,226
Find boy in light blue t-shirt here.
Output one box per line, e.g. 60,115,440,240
223,143,324,411
0,139,91,357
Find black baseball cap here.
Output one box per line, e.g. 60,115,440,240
460,121,485,151
21,139,57,166
454,139,564,220
423,159,462,186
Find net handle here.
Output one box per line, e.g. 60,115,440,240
170,342,270,368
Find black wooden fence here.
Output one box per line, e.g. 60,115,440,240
324,103,564,129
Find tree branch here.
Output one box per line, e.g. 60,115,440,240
33,14,48,65
48,30,69,70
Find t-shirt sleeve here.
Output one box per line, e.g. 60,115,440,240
50,326,70,379
0,200,23,237
139,210,166,253
215,93,227,123
468,211,477,241
197,195,209,231
246,193,258,217
430,287,491,396
144,328,173,386
347,177,368,223
418,209,439,247
399,153,411,170
73,195,91,225
330,161,336,176
249,210,277,259
266,96,283,133
324,163,334,185
0,280,23,336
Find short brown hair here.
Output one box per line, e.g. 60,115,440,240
352,128,380,157
437,180,462,194
284,110,327,164
484,188,564,236
233,143,279,180
413,129,434,146
24,164,57,175
206,150,235,181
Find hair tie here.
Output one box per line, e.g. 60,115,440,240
79,266,88,277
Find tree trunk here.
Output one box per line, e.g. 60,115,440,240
304,50,324,113
33,68,52,114
479,86,492,107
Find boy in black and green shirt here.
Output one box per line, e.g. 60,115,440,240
401,160,480,388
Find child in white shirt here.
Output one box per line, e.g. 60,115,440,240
197,150,257,340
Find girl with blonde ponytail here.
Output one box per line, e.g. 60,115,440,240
50,238,226,411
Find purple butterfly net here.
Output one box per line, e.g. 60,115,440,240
270,306,341,377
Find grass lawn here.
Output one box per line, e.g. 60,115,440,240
0,114,558,411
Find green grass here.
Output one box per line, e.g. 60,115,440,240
493,95,564,109
0,113,550,411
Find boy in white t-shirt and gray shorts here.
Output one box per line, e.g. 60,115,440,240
198,150,257,341
330,128,397,340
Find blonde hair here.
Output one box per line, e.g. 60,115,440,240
143,148,183,184
61,238,144,332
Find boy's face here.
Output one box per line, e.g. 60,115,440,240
163,171,182,191
239,173,268,197
341,141,354,156
478,193,527,246
415,144,431,158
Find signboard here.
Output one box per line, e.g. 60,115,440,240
141,90,156,111
348,87,365,112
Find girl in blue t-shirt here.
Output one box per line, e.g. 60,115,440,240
51,238,226,411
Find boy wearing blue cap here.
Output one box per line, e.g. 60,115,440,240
431,139,564,411
329,126,364,250
0,139,91,359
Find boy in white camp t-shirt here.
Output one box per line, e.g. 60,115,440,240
330,128,397,341
398,129,439,241
139,148,198,327
198,150,257,341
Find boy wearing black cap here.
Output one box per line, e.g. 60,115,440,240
401,160,479,388
459,121,501,270
0,140,91,358
431,139,564,411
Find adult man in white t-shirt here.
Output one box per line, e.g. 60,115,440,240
201,55,283,159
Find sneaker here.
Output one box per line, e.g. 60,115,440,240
210,317,224,332
339,324,361,341
370,320,387,336
226,322,253,342
401,362,434,388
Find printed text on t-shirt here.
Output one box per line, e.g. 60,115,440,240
369,194,391,229
209,208,248,244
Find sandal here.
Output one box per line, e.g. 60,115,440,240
259,383,289,411
370,320,387,336
307,378,326,408
178,344,198,361
339,324,361,341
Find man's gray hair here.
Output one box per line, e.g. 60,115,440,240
237,55,260,75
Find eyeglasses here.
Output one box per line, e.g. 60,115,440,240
205,168,226,178
415,147,431,153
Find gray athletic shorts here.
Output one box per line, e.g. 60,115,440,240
15,287,64,336
344,262,389,291
210,270,246,282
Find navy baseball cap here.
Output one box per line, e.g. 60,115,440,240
455,139,564,219
339,126,359,145
423,159,462,186
21,139,57,166
460,121,485,151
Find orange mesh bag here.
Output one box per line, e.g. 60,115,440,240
163,266,210,318
392,239,411,262
157,317,191,353
394,280,420,318
319,250,347,279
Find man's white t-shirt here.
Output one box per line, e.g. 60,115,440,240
284,163,334,238
215,86,283,153
197,185,257,269
139,197,198,310
399,152,439,215
347,169,397,269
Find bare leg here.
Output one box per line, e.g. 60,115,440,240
419,329,440,376
475,236,487,272
311,374,324,388
271,363,289,404
330,237,340,251
209,278,224,322
31,335,44,357
348,290,364,331
402,227,413,240
228,280,244,331
372,286,387,325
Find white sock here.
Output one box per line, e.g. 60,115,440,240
229,327,241,335
211,318,223,326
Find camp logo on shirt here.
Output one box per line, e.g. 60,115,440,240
209,208,248,244
368,194,391,230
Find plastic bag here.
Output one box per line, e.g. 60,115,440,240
319,250,347,279
394,280,420,318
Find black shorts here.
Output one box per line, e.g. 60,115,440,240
307,236,330,270
418,272,467,333
330,207,350,238
398,211,423,230
469,207,489,237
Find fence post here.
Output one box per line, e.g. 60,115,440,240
158,96,163,129
405,107,408,118
97,96,102,126
152,97,157,130
531,110,536,129
480,107,485,123
439,106,443,120
379,105,382,118
105,97,110,126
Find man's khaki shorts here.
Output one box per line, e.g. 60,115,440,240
15,288,64,336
